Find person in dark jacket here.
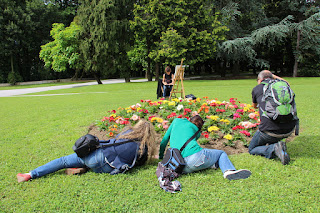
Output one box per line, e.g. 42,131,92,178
17,120,157,182
162,66,174,97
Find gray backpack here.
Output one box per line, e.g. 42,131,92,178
261,79,297,123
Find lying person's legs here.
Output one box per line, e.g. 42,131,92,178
17,149,113,182
183,149,251,180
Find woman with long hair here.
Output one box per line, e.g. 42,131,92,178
17,120,157,182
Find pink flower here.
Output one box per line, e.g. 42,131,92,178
236,109,244,113
249,113,257,119
233,113,241,119
163,125,169,129
192,111,199,116
162,120,169,125
131,114,140,121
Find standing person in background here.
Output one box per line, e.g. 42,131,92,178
162,66,174,98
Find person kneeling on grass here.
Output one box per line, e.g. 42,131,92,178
17,120,157,183
159,115,252,180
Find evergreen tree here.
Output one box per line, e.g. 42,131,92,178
77,0,133,84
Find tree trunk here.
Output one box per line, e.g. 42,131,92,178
232,61,240,76
146,57,152,81
93,73,103,84
125,77,130,83
155,62,160,81
11,54,14,73
293,30,301,77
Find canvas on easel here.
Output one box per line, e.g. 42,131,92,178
169,59,186,100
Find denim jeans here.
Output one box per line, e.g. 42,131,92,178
30,149,113,179
248,130,285,159
182,148,236,174
163,85,172,97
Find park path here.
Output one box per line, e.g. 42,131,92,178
0,78,148,97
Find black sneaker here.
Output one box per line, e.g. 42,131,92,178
274,141,290,165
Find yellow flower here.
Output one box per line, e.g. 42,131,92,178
224,134,233,140
150,117,157,122
172,98,180,102
168,101,176,106
247,104,252,108
208,126,219,132
196,98,201,102
127,110,132,113
162,100,169,104
110,114,116,118
156,118,163,123
243,107,250,112
137,107,141,111
113,125,118,128
220,119,230,125
209,115,219,121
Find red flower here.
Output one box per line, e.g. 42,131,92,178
148,116,155,121
140,99,144,102
232,125,244,130
111,110,116,113
177,115,183,118
240,130,251,137
216,109,226,113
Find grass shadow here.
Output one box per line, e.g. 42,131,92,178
289,135,320,159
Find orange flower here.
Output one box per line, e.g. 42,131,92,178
109,132,114,137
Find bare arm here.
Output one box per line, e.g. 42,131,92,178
272,74,289,84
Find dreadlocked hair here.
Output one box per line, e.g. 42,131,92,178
117,120,157,161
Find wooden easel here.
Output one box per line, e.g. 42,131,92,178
169,59,186,100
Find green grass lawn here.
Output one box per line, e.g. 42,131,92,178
0,77,319,212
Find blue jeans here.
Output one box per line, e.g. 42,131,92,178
30,149,113,179
163,85,172,97
182,149,236,174
249,130,285,159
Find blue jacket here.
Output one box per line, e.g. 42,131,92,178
100,130,140,174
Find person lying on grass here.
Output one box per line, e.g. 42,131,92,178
17,120,157,183
159,115,252,180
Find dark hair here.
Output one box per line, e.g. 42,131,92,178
165,66,171,74
190,115,204,130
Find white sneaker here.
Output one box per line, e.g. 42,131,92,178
224,169,251,180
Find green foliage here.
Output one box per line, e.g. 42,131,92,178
39,22,83,73
7,72,23,85
131,0,228,72
0,0,77,83
77,0,133,82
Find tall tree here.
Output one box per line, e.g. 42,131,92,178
131,0,228,80
77,0,134,84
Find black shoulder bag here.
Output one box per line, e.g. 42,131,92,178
72,134,136,158
161,130,200,174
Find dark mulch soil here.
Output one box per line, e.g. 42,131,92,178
87,124,295,156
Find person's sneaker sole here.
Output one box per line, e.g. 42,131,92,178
275,142,290,165
225,169,252,180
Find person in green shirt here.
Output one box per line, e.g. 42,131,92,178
159,115,251,180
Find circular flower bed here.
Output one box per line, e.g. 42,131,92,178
96,97,260,149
